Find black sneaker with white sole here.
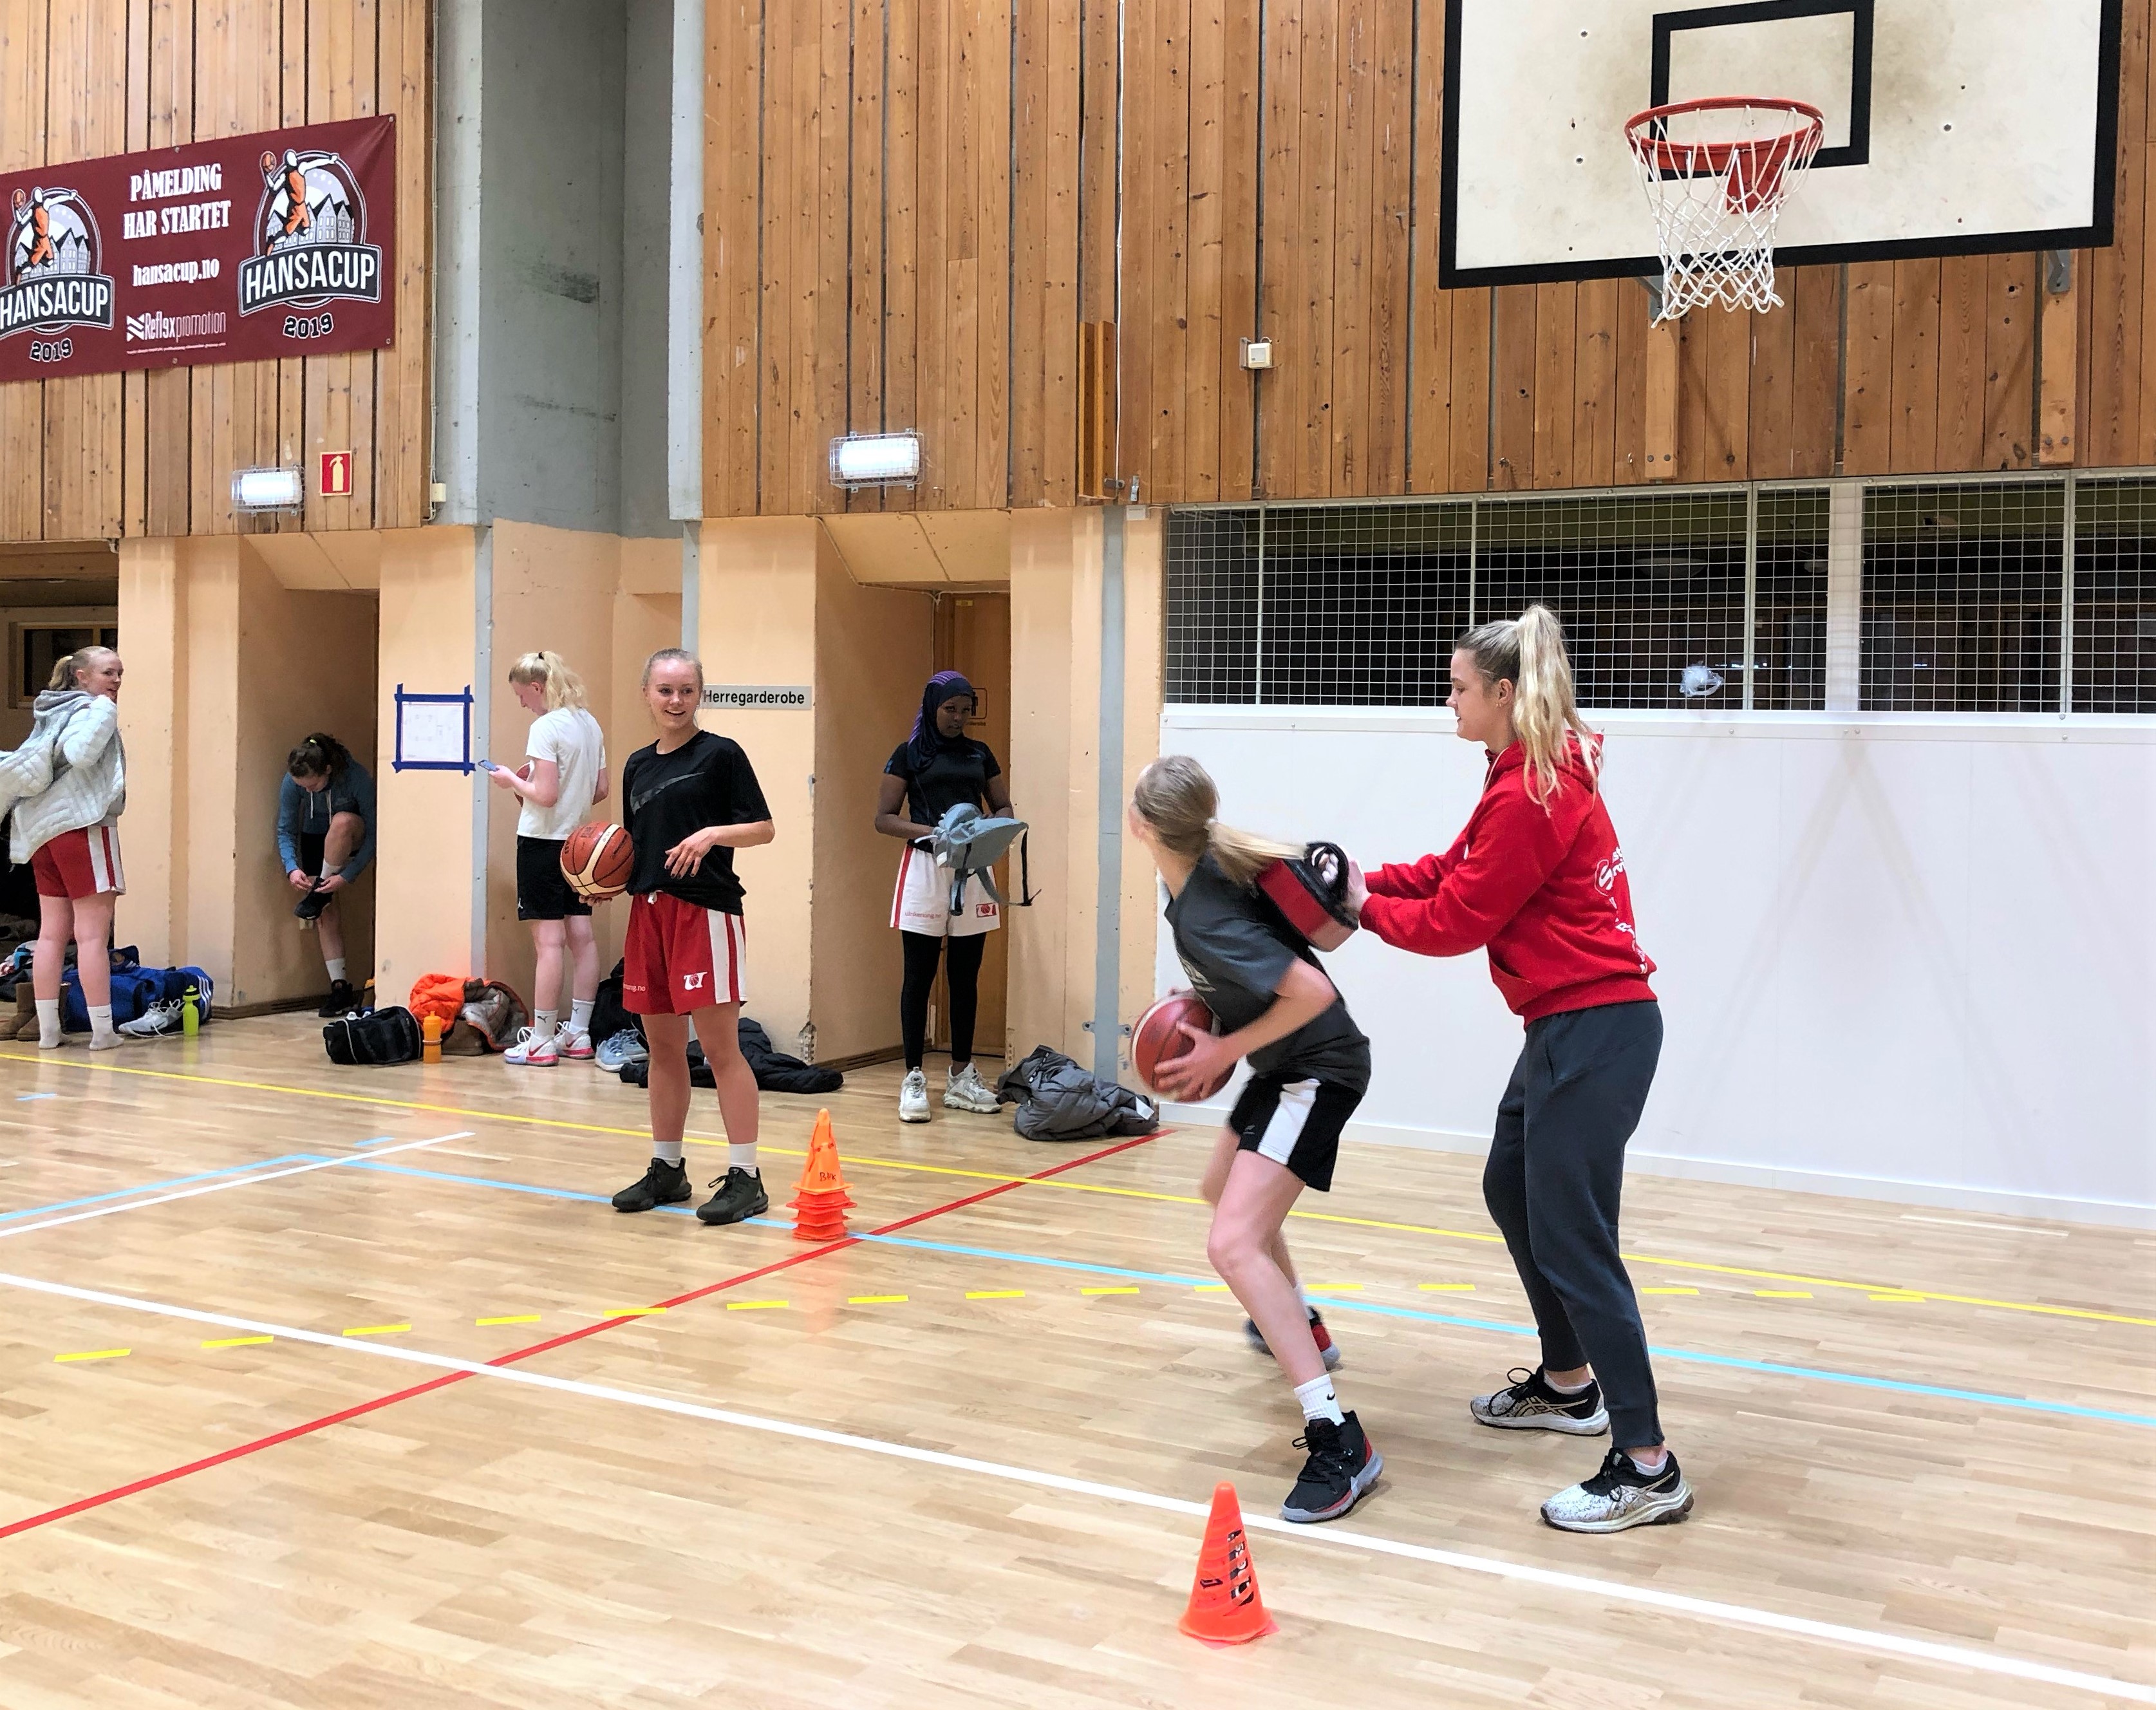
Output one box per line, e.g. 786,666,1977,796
1470,1366,1609,1435
612,1157,691,1213
1279,1411,1382,1524
695,1167,769,1226
1242,1308,1344,1372
1540,1447,1694,1533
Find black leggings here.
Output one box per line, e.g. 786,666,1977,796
1483,1000,1665,1448
900,930,987,1069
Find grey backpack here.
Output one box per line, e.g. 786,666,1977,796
930,803,1034,916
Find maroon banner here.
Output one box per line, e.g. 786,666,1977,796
0,115,396,382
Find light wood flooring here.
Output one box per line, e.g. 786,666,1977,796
0,1017,2150,1708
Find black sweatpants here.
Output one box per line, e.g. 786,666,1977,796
899,930,988,1069
1483,999,1665,1448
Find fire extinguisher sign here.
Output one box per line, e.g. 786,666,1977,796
320,450,352,496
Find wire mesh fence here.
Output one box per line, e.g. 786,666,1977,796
1165,474,2155,717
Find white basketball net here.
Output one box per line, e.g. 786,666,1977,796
1625,99,1826,323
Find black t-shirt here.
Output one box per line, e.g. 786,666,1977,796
621,731,772,912
885,737,1002,831
1163,854,1371,1091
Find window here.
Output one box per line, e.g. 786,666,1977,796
2072,477,2156,714
11,621,118,711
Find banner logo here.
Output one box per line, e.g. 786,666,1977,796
1,185,116,340
235,146,383,316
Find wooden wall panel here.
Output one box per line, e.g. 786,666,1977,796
0,0,429,541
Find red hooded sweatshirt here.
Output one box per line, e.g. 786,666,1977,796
1358,737,1655,1022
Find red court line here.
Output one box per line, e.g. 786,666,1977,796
0,1131,1159,1543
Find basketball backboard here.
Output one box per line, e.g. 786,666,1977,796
1440,0,2123,288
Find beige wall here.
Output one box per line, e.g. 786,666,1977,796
115,540,182,971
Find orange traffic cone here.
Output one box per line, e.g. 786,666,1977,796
788,1109,856,1241
1178,1482,1277,1646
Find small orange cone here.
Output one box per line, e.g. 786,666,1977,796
1178,1482,1277,1646
787,1109,856,1241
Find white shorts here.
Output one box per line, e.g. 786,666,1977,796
891,842,1000,939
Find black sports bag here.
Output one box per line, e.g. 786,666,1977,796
323,1004,422,1066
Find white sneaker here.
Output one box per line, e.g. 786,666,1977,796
943,1062,1000,1114
554,1025,595,1061
120,999,186,1038
503,1026,558,1067
1541,1448,1694,1534
899,1067,931,1123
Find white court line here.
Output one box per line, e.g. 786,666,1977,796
0,1269,2146,1704
0,1134,471,1242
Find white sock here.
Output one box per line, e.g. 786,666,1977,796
1293,1373,1346,1426
1628,1448,1669,1474
35,998,61,1047
729,1142,758,1176
324,957,348,984
1545,1370,1593,1395
654,1140,684,1165
534,1009,559,1039
88,1003,115,1041
568,998,594,1033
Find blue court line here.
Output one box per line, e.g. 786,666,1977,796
0,1154,315,1225
15,1092,55,1102
354,1135,401,1147
334,1156,2156,1431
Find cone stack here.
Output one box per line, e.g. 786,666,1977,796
1177,1482,1277,1646
788,1109,856,1241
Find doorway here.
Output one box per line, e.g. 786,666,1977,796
926,588,1012,1063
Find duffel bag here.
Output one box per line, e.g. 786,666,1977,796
324,1005,422,1066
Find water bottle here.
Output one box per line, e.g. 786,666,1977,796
422,1013,444,1064
180,983,200,1037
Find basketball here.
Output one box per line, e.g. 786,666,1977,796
560,822,633,901
1131,989,1229,1100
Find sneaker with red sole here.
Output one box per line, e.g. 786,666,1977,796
502,1026,558,1067
1242,1308,1344,1372
553,1026,595,1060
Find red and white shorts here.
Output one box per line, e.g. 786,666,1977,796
32,824,125,900
890,843,1000,939
623,891,747,1014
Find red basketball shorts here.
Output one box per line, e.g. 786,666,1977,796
32,824,125,900
622,891,747,1014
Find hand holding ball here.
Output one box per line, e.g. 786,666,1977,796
1132,990,1233,1101
561,822,634,901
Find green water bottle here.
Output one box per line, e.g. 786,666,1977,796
181,983,200,1037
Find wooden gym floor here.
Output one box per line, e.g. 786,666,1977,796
0,1017,2148,1709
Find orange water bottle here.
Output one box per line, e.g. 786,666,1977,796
421,1013,444,1064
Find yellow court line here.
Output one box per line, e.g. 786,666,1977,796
848,1294,909,1305
1420,1282,1476,1292
53,1348,128,1362
202,1334,274,1348
965,1290,1025,1299
726,1299,787,1311
475,1315,541,1326
10,1051,2151,1328
1080,1286,1140,1296
342,1324,410,1337
605,1307,666,1317
1193,1283,1232,1292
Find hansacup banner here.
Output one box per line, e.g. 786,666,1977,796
0,115,395,382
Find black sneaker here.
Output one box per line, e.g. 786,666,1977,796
294,883,332,921
1242,1308,1344,1372
612,1157,691,1213
1469,1366,1609,1436
695,1167,769,1226
316,980,357,1018
1541,1447,1694,1533
1280,1411,1382,1524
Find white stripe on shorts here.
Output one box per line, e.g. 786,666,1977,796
1255,1079,1320,1170
89,825,122,894
702,908,747,1005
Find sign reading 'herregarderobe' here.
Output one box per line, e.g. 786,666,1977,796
0,115,395,382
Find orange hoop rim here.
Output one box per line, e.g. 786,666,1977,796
1624,96,1826,176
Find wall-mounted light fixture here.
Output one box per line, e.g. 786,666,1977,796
830,431,923,489
231,466,305,512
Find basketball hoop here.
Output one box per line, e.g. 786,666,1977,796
1624,97,1826,323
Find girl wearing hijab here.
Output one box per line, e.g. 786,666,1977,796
875,670,1013,1123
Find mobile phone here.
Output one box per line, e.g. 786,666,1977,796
478,759,502,771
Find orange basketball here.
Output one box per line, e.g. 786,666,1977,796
561,822,633,901
1131,989,1230,1100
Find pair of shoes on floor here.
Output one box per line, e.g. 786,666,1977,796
899,1063,999,1122
503,1024,597,1067
610,1158,768,1225
317,980,358,1019
1471,1366,1694,1532
594,1029,648,1072
1243,1307,1343,1372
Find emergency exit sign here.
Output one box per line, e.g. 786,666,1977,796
320,451,353,497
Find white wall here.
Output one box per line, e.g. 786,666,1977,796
1158,708,2156,1226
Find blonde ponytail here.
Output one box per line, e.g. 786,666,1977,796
1132,755,1302,888
1457,605,1598,803
508,649,588,711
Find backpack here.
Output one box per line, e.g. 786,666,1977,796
592,960,641,1046
1255,841,1358,952
158,966,215,1020
930,803,1034,915
60,948,161,1031
323,1005,422,1065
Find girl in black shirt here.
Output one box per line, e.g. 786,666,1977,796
876,670,1011,1123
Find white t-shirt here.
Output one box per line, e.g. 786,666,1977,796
518,706,606,841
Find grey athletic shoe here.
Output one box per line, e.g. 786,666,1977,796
1541,1447,1694,1534
942,1062,1000,1114
595,1029,648,1073
1470,1367,1609,1436
899,1067,932,1123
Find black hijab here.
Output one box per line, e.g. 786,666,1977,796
906,671,975,773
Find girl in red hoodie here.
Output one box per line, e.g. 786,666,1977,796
1346,606,1691,1534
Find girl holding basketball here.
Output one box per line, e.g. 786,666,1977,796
1345,606,1688,1534
1129,755,1381,1526
487,651,608,1066
610,648,776,1228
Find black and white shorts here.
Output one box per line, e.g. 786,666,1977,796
1227,1073,1365,1194
516,834,591,921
